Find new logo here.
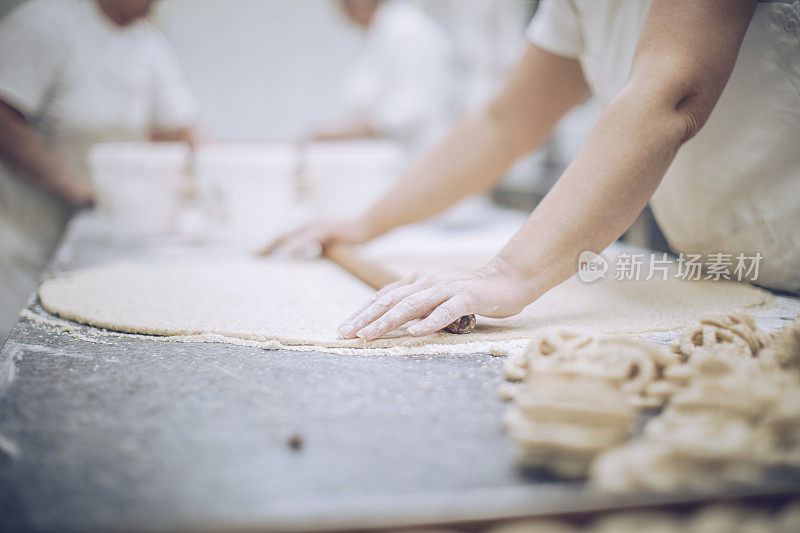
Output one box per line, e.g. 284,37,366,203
577,251,608,283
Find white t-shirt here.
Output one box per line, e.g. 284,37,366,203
527,0,800,292
340,0,458,155
0,0,196,341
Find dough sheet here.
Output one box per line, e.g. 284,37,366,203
38,257,771,354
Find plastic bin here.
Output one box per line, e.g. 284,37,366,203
195,143,299,242
303,140,405,219
88,142,189,236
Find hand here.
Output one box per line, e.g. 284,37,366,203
337,258,538,341
61,178,95,209
259,218,375,257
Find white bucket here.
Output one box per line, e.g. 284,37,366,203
195,143,298,242
303,140,405,219
88,142,189,236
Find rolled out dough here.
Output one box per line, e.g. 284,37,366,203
38,258,771,354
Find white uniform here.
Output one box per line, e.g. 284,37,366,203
0,0,196,344
340,0,458,155
528,0,800,293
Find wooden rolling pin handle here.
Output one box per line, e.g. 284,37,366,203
322,242,400,290
322,243,476,335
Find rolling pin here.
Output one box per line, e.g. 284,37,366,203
322,243,476,334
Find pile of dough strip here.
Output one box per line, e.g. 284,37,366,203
486,499,800,533
501,313,800,490
503,371,635,478
501,329,683,409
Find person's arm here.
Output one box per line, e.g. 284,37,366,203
150,126,197,148
363,45,589,236
340,0,758,341
0,100,93,207
309,119,378,142
0,3,91,206
148,30,198,149
261,44,589,254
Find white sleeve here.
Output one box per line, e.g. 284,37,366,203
372,42,433,137
148,30,197,131
371,23,454,139
525,0,583,59
0,1,67,117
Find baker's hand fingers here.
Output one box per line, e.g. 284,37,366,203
283,227,326,258
407,294,472,337
338,271,428,333
338,281,428,339
356,286,450,341
258,234,289,257
372,270,425,300
258,225,309,256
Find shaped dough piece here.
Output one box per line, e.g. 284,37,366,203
503,329,680,407
760,315,800,373
671,312,771,361
505,373,634,478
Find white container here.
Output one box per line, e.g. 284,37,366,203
303,140,405,219
195,143,298,242
88,142,189,236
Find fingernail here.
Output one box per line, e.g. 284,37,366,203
408,325,422,336
338,323,353,338
356,328,373,341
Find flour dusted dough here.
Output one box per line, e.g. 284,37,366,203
38,258,771,353
502,330,682,408
504,372,635,478
590,356,800,494
671,312,772,361
489,501,800,533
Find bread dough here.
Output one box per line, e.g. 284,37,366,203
504,372,634,478
38,258,771,354
590,348,800,494
501,329,681,408
760,316,800,372
489,501,800,533
671,312,772,361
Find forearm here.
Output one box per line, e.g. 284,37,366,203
311,119,377,142
0,101,88,205
360,107,533,237
151,126,197,148
496,89,687,297
357,45,589,239
338,95,689,340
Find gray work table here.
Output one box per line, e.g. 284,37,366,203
1,213,798,532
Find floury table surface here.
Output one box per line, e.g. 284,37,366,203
1,212,798,531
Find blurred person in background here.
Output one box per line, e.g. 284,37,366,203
0,0,197,344
312,0,459,155
268,0,799,341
